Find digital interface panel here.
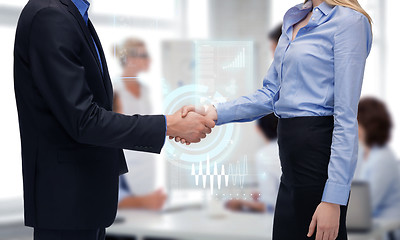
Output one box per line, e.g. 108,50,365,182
163,41,261,195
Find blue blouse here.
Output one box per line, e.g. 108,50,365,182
215,1,373,205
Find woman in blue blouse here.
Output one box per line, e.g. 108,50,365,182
177,0,372,239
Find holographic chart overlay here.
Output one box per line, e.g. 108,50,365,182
164,41,260,193
163,84,237,170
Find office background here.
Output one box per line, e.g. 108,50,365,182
0,0,399,239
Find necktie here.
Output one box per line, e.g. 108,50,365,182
83,7,103,74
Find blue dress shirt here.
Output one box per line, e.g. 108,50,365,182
215,1,373,205
71,0,103,73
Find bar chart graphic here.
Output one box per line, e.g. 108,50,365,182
195,41,254,97
191,155,248,194
222,48,246,70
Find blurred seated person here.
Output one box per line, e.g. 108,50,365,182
113,92,167,210
226,113,281,212
354,97,400,219
113,38,163,198
118,174,166,210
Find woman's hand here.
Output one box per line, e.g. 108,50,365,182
181,105,218,122
169,105,217,144
307,202,340,240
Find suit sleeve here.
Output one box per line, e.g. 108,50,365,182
28,7,166,153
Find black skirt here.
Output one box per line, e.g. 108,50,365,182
273,116,348,240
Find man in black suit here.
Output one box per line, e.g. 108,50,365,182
13,0,214,239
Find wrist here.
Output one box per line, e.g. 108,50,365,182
166,114,178,136
322,201,340,208
210,104,218,121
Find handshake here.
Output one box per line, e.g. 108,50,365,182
166,105,218,145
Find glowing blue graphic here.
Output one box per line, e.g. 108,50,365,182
164,41,255,191
222,48,246,70
191,155,248,194
163,84,236,169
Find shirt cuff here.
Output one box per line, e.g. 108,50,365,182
164,115,167,134
215,102,234,125
321,180,351,206
163,115,167,143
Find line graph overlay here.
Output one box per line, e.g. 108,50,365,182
191,155,248,194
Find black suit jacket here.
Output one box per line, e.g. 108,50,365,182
13,0,166,229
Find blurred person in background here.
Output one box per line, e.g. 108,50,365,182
268,23,283,57
226,25,282,213
113,93,167,210
226,113,280,213
113,38,167,209
354,97,400,220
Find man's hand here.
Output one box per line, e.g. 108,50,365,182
307,202,340,240
169,105,218,144
166,107,215,143
140,189,167,210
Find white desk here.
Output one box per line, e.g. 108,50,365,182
107,209,400,240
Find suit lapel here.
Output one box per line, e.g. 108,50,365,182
60,0,103,74
59,0,112,107
88,20,113,106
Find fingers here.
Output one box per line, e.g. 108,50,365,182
327,231,337,240
307,216,317,238
181,105,210,118
179,138,191,145
332,230,338,240
205,118,216,129
316,225,336,240
322,230,329,240
181,105,196,118
316,228,323,240
203,116,216,128
323,230,336,240
168,136,191,145
195,105,207,115
203,126,212,134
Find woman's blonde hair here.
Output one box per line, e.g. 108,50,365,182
305,0,372,24
115,38,147,66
